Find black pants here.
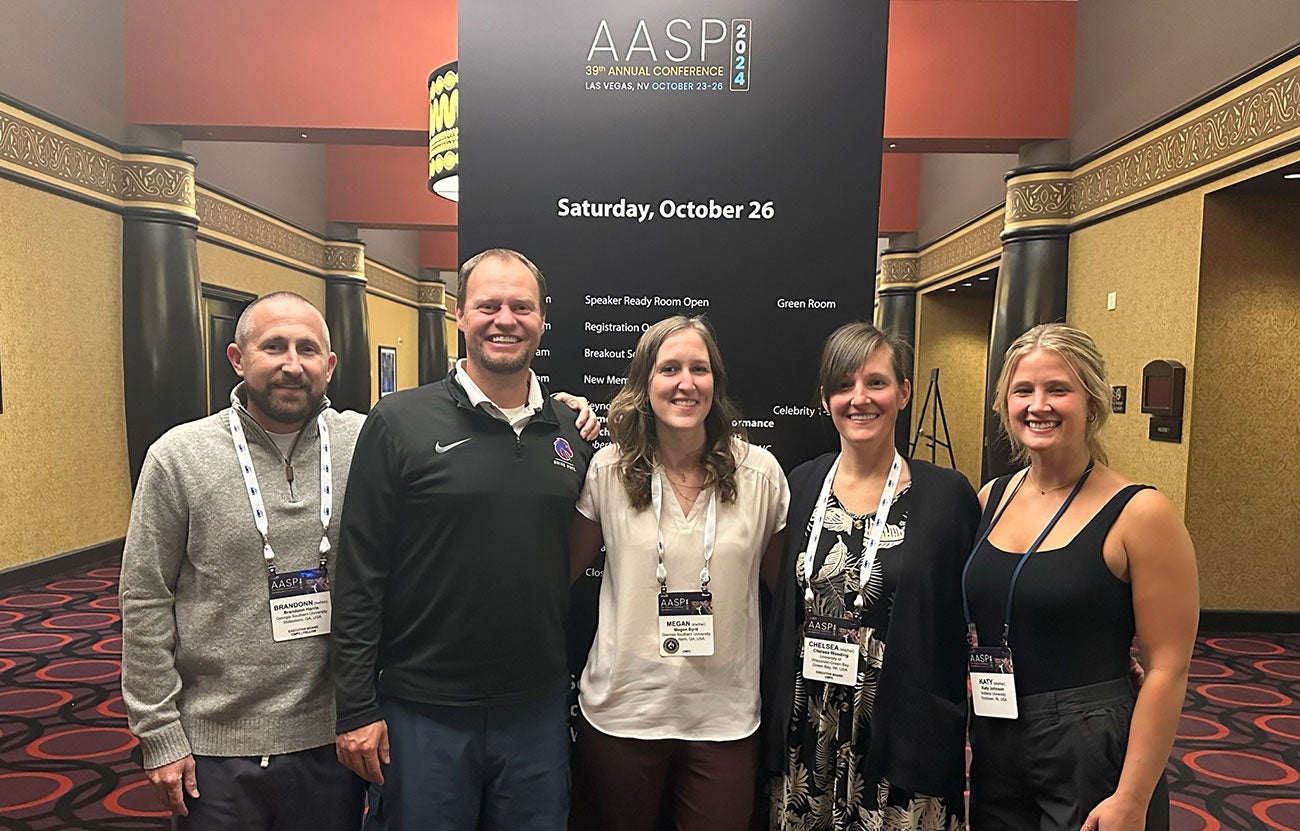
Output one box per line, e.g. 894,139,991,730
178,745,365,831
969,677,1169,831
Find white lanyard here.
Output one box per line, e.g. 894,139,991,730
228,408,333,576
650,468,718,594
802,451,903,614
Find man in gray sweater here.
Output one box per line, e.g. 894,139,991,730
120,292,366,830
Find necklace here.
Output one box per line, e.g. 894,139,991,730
663,462,703,486
1027,466,1085,495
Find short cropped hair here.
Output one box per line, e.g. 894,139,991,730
457,249,549,314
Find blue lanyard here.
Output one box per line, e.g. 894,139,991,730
960,460,1094,647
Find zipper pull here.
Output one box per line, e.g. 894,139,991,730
285,462,294,485
260,755,270,768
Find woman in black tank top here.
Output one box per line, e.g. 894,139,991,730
965,324,1199,831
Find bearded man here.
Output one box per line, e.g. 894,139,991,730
121,292,366,830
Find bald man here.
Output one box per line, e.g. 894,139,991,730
121,292,366,830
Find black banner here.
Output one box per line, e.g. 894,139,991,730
460,1,890,470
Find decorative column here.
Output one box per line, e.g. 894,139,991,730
983,164,1072,479
417,272,449,385
877,251,921,455
323,235,371,414
120,146,205,486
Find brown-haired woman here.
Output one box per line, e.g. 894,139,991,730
570,315,789,831
763,321,978,831
964,323,1198,831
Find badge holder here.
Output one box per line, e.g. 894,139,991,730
268,566,332,642
658,590,714,656
968,625,1017,718
802,615,860,686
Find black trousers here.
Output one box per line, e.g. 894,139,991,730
969,677,1169,831
177,745,365,831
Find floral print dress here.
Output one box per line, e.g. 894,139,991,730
770,485,961,831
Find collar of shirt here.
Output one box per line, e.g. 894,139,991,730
455,358,544,430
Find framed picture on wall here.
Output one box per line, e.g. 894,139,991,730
378,346,397,397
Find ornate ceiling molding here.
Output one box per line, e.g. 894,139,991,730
365,261,420,304
416,282,447,310
0,100,196,217
918,208,1004,284
1003,56,1300,235
324,241,366,277
197,188,325,272
878,254,921,288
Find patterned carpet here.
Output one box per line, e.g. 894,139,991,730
0,561,1296,830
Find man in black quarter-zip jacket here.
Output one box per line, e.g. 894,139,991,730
332,249,594,831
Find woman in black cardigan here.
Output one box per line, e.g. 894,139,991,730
763,323,979,831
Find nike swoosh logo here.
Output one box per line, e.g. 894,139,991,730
435,438,472,454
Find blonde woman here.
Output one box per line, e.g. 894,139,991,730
964,323,1198,831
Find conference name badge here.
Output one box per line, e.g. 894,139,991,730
267,568,331,642
658,591,714,657
802,616,860,686
969,646,1019,719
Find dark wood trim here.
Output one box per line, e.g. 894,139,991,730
0,538,123,591
1199,609,1300,634
201,284,257,304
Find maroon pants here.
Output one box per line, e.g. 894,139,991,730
573,716,758,831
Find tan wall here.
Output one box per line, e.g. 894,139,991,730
197,241,325,309
0,178,133,569
912,288,992,487
1185,193,1300,611
1067,194,1203,510
1067,148,1300,516
366,293,420,404
445,296,460,363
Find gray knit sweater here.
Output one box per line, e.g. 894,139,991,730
120,387,365,768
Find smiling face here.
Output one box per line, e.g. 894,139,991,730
648,329,714,440
823,345,910,450
456,254,545,378
227,296,336,432
1005,348,1091,457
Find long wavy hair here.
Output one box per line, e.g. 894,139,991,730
992,322,1111,465
607,315,746,509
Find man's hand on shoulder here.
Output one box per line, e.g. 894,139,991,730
336,720,391,784
146,754,198,816
553,391,600,442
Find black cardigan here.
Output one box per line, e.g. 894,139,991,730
760,455,980,805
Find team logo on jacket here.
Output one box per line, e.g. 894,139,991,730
552,437,577,472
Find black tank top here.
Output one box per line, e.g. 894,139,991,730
966,476,1153,695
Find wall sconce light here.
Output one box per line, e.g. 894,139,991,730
428,61,459,202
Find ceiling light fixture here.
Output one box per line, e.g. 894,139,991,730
428,61,460,202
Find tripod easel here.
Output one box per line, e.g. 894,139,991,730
909,367,956,468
